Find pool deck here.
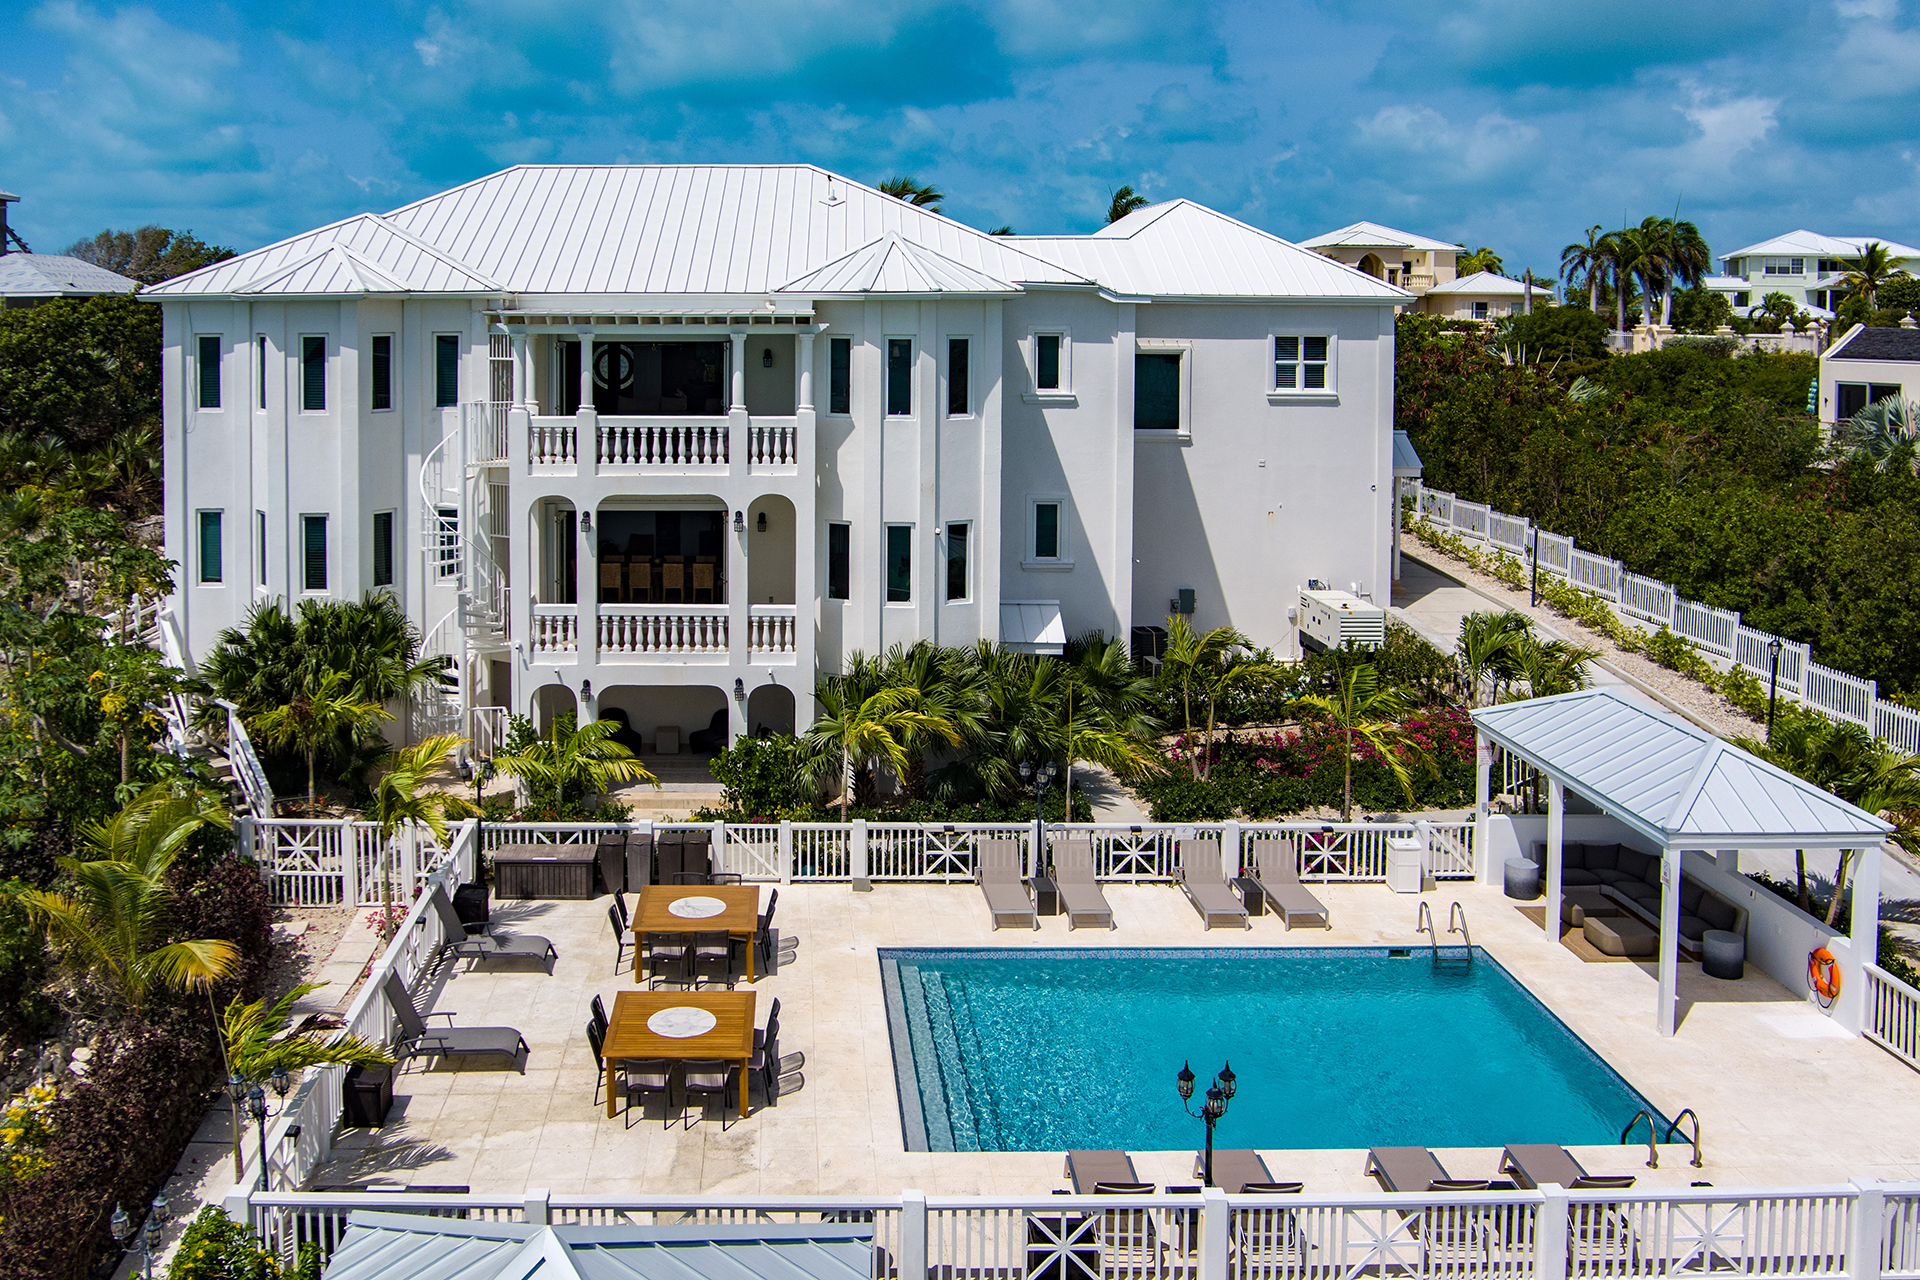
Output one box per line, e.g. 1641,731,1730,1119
312,877,1920,1197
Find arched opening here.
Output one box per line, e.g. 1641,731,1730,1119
531,682,578,736
531,497,578,604
747,682,797,737
599,684,730,757
747,494,797,606
1358,253,1386,279
593,497,728,605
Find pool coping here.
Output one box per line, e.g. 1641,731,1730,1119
877,944,1667,1153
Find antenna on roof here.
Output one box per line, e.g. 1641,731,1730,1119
822,178,844,208
0,191,29,256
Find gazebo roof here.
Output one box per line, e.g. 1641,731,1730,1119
1471,688,1892,851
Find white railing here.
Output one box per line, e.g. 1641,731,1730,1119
529,415,577,466
530,604,578,657
464,398,509,466
1489,510,1531,555
1411,481,1917,752
598,605,729,657
748,418,798,468
748,604,797,655
597,417,728,467
1866,963,1920,1072
470,706,508,760
240,816,472,907
867,823,1034,881
217,698,276,817
237,1182,1897,1279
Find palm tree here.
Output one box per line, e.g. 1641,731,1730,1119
878,176,944,209
880,643,989,799
972,645,1067,798
802,685,958,818
7,784,236,1019
255,670,393,814
1106,185,1149,224
1598,229,1642,333
1831,396,1918,473
1843,242,1900,310
492,714,656,812
1058,637,1163,815
1161,618,1271,779
989,225,1016,236
1457,246,1505,276
365,733,467,931
1511,636,1598,700
1456,610,1531,707
1561,225,1607,312
217,981,391,1180
1632,216,1710,327
1294,663,1429,821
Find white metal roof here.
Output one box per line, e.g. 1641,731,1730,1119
1722,230,1920,263
1000,600,1066,654
1298,221,1462,255
1424,270,1553,298
147,168,1405,305
1471,687,1892,851
0,252,140,297
1392,430,1424,477
323,1212,878,1280
1011,201,1408,302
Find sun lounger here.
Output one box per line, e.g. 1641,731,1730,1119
1366,1147,1488,1193
381,971,528,1071
1051,838,1114,931
1500,1145,1637,1190
1176,837,1251,930
1194,1149,1297,1193
430,888,557,970
1064,1150,1139,1193
1249,836,1331,930
977,838,1038,930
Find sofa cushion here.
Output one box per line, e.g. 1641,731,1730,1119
1616,848,1655,882
1563,869,1602,887
1698,895,1739,934
1562,843,1589,870
1678,914,1707,942
1591,868,1631,885
1530,842,1547,867
1621,881,1661,905
1680,881,1706,914
1585,843,1620,871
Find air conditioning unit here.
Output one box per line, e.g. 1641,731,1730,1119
1299,588,1386,653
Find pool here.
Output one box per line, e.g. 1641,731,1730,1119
880,947,1664,1153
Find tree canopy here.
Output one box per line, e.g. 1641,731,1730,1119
64,226,234,285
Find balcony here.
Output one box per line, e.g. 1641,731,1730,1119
747,604,797,660
525,602,800,666
529,604,579,660
525,414,798,476
599,605,729,662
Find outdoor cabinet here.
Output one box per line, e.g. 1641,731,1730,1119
625,832,653,890
342,1063,394,1127
1386,836,1424,894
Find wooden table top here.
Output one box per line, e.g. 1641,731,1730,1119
632,884,760,934
601,989,756,1062
491,843,598,864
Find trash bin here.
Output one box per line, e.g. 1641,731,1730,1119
1504,857,1541,900
1702,929,1745,980
1032,876,1059,917
1386,836,1423,894
451,883,489,935
342,1063,394,1128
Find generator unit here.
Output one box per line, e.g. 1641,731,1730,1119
1298,587,1386,653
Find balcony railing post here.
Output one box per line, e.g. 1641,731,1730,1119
851,819,869,891
1852,1179,1885,1280
1199,1186,1230,1280
340,818,359,907
1538,1185,1569,1280
779,821,794,884
899,1191,927,1280
524,1188,551,1226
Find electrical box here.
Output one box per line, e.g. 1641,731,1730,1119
1167,588,1196,616
1299,588,1386,653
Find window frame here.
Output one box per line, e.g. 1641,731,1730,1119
300,335,328,412
1022,494,1073,571
1136,338,1194,436
435,506,459,579
885,337,914,417
1472,301,1490,321
827,522,851,600
371,334,395,412
1764,257,1805,277
1023,328,1075,403
372,510,395,588
256,509,268,587
256,336,268,411
300,514,329,593
196,509,223,584
196,335,222,409
434,334,460,408
944,521,971,603
1268,332,1336,403
827,337,852,416
946,336,971,417
885,523,913,603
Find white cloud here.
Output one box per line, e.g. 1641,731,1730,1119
414,39,443,67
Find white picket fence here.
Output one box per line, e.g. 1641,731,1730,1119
1412,481,1920,755
233,1179,1920,1280
239,817,1477,902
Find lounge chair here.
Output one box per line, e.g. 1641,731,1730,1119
1052,838,1114,931
430,889,557,971
977,838,1038,930
1248,837,1331,930
1176,837,1251,930
1500,1145,1636,1190
1064,1150,1140,1193
381,972,528,1071
1366,1147,1488,1193
1195,1149,1299,1194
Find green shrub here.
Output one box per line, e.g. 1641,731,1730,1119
1661,334,1739,358
1136,772,1236,822
705,736,810,819
167,1206,320,1280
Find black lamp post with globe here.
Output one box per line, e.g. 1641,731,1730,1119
1176,1060,1237,1187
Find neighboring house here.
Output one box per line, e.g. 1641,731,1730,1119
148,165,1404,749
1710,230,1920,317
1297,221,1459,305
0,190,138,307
1421,270,1554,322
1817,323,1920,424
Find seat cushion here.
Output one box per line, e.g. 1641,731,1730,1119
1679,881,1706,914
1616,848,1655,882
1563,869,1602,886
1591,868,1631,885
1584,844,1620,872
1562,843,1590,870
1678,914,1707,942
1699,895,1739,933
1622,881,1661,905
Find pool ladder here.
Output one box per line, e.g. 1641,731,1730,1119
1416,901,1474,964
1620,1108,1704,1169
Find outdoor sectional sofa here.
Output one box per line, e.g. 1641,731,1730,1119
1529,841,1748,949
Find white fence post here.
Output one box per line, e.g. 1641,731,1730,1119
524,1188,551,1226
1222,820,1242,877
711,820,727,877
851,819,870,891
899,1191,927,1280
778,821,793,885
1537,1185,1569,1280
1200,1186,1230,1280
1852,1179,1884,1280
225,1186,254,1230
339,819,359,908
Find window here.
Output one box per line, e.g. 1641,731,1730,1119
1136,353,1182,430
372,511,395,587
1036,334,1061,389
1473,301,1490,320
886,525,912,601
829,337,851,414
886,338,912,415
1274,335,1330,391
196,336,221,408
1024,497,1071,568
1734,291,1750,308
590,341,725,415
436,507,459,578
1035,503,1060,559
945,522,969,601
435,335,459,407
827,523,851,599
372,335,393,411
301,336,327,411
1764,257,1805,276
1837,383,1905,419
301,515,328,592
947,337,970,416
256,510,268,586
256,337,267,410
197,510,222,583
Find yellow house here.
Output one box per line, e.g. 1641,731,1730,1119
1297,221,1459,302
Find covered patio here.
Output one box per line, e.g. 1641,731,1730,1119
1470,688,1894,1036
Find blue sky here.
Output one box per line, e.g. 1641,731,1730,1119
4,0,1920,281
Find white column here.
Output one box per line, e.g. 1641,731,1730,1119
898,1190,927,1280
511,333,530,409
1658,846,1681,1036
1474,731,1493,884
1199,1186,1230,1280
576,331,594,413
730,332,747,411
1840,843,1883,1034
797,332,815,410
1545,776,1564,938
1392,477,1403,582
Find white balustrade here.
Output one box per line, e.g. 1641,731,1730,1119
530,604,579,656
597,418,728,466
598,605,729,656
1867,963,1920,1072
748,418,798,469
748,604,797,654
528,416,577,465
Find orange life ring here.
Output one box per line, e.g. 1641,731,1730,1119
1809,948,1842,1003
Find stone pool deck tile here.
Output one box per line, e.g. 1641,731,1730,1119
304,878,1920,1198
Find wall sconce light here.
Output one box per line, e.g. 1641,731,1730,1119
579,511,592,534
756,511,767,532
734,510,745,531
733,678,746,702
762,348,774,368
580,678,592,702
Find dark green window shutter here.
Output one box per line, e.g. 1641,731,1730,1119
197,336,221,408
887,339,911,415
945,523,968,600
198,510,222,582
372,511,393,587
301,336,327,411
302,515,328,591
1035,504,1059,559
1036,334,1060,389
947,338,969,415
886,525,911,601
829,338,851,414
1134,353,1181,430
371,335,393,411
828,523,850,599
435,335,459,406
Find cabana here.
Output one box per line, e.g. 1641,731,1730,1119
1471,688,1894,1036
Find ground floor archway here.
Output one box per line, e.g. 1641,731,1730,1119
746,681,796,737
599,683,730,756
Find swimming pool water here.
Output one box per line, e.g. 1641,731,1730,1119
880,947,1663,1153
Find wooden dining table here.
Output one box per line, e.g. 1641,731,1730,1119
600,989,756,1120
631,884,763,980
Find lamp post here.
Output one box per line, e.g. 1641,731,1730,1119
1017,759,1058,867
1175,1060,1237,1187
110,1192,169,1280
1767,637,1784,743
247,1067,293,1191
1529,527,1540,608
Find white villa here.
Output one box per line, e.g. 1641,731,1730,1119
149,164,1407,751
1422,269,1554,322
1709,230,1920,317
1298,220,1459,305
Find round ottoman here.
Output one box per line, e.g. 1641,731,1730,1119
1701,929,1745,980
1504,857,1541,900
